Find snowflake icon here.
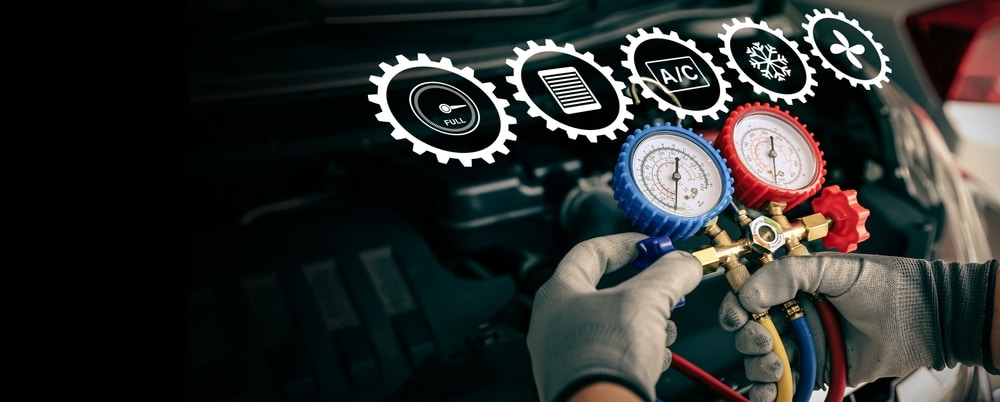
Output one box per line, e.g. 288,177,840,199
747,42,791,81
719,17,816,104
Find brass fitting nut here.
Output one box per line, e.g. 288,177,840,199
762,200,788,217
692,247,721,274
800,213,830,242
782,300,805,320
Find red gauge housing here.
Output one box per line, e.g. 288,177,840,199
716,102,826,210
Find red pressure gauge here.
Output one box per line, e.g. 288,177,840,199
715,103,826,210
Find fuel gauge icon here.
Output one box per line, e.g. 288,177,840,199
409,82,480,136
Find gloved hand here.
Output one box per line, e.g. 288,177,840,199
527,232,703,402
719,253,998,402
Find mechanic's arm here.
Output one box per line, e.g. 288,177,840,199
568,382,644,402
527,232,703,402
719,254,999,402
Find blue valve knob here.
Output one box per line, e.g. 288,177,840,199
634,234,686,308
634,235,676,269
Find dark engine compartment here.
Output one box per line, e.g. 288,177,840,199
190,1,947,400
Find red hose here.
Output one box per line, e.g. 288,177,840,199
672,353,749,402
814,298,846,402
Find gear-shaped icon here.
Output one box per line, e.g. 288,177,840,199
620,28,733,122
369,53,517,167
719,17,818,105
802,8,891,90
506,39,633,142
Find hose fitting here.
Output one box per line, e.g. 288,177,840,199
783,300,805,320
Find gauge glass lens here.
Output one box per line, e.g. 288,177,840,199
732,112,817,190
631,133,725,217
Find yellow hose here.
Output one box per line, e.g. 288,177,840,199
724,263,793,402
759,315,794,402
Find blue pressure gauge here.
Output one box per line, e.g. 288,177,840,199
613,123,734,241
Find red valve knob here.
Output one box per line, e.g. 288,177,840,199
811,185,871,252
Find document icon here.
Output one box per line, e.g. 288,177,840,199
538,67,602,114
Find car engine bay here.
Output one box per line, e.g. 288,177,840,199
190,1,962,401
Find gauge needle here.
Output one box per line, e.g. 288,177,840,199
672,157,681,211
438,103,468,114
768,136,778,185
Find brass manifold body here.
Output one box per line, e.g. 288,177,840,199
691,201,832,317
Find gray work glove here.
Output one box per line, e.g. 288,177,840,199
527,232,703,402
719,253,998,402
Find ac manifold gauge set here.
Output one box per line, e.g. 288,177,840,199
612,102,871,402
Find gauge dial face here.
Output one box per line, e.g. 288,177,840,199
732,111,818,190
409,81,480,136
631,133,726,217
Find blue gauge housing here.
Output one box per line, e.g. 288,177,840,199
612,122,734,241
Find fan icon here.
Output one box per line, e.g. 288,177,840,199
830,30,865,68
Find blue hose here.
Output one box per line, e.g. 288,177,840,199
791,316,816,402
